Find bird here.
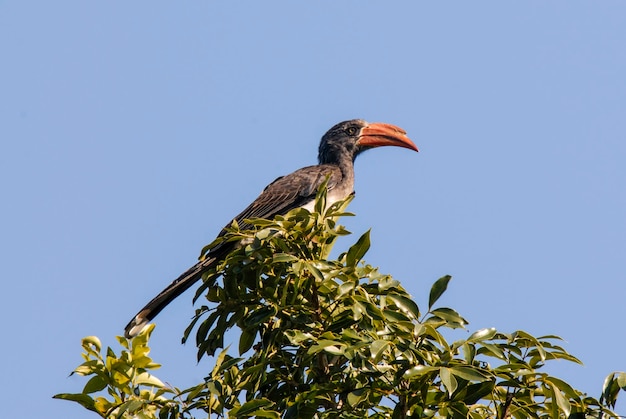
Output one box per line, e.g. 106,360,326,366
124,119,418,338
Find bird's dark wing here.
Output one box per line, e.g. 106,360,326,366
217,164,344,236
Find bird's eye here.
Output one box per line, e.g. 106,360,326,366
345,126,358,136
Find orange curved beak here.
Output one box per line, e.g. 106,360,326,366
357,122,418,152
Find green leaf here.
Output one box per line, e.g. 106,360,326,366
461,381,495,405
337,281,355,297
52,393,97,413
73,360,101,376
378,277,400,291
135,372,165,388
347,388,366,407
81,336,102,352
239,328,257,355
253,410,281,419
546,376,578,399
370,340,391,362
272,253,299,263
477,343,506,360
403,365,438,379
440,367,458,396
467,327,497,342
547,381,571,417
428,275,451,309
233,398,274,416
220,356,244,371
82,375,108,394
346,230,371,267
116,400,144,417
449,366,490,382
308,340,345,356
461,342,476,364
243,306,276,328
306,262,325,282
430,307,468,327
212,347,230,373
602,373,622,408
386,294,420,319
382,308,411,323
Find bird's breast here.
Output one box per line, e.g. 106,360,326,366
301,177,354,213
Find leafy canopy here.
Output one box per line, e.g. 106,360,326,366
56,189,625,418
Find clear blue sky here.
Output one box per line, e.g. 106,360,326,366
1,2,625,417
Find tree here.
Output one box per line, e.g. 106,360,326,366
56,190,625,418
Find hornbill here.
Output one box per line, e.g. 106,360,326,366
124,119,418,338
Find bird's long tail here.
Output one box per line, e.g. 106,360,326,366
124,256,217,338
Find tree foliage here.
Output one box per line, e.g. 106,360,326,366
56,190,625,418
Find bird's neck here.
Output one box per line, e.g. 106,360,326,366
317,142,358,205
324,150,355,180
319,142,358,166
325,152,356,207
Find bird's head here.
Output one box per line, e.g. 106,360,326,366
318,119,418,164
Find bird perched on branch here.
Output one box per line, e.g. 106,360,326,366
124,119,418,338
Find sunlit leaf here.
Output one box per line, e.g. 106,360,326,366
346,230,371,267
546,376,578,399
308,340,345,356
449,366,491,382
231,398,274,416
135,372,165,388
272,253,298,263
430,307,468,327
387,294,420,319
547,381,571,417
81,336,102,353
346,389,366,407
476,343,506,360
304,262,325,282
382,308,411,323
82,375,108,394
467,327,497,342
253,410,281,419
52,393,97,412
370,340,391,362
441,367,458,396
403,365,438,379
428,275,451,310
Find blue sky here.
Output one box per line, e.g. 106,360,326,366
1,2,625,417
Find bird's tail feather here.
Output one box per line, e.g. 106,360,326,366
124,257,216,338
